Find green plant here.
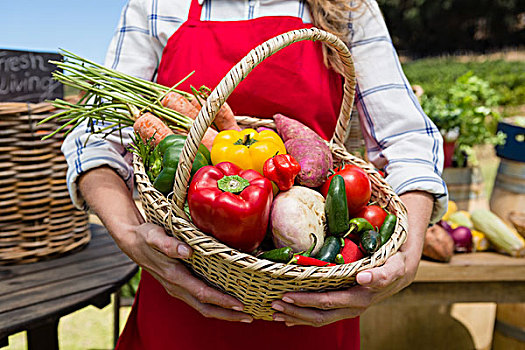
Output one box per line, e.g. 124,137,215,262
403,58,525,108
421,71,506,167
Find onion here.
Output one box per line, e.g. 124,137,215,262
438,220,453,234
450,226,473,253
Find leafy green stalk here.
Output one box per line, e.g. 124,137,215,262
42,49,196,140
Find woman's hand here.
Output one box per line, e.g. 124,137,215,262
127,223,253,323
270,191,434,327
79,166,253,323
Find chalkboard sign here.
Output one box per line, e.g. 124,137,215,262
0,49,63,103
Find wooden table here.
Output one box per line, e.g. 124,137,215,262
0,224,138,350
389,252,525,305
361,252,525,349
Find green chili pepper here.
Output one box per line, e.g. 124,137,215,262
325,175,349,236
302,233,318,257
335,253,345,264
315,236,342,263
258,247,294,263
344,217,374,238
379,213,397,246
360,230,381,255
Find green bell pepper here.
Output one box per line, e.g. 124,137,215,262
158,134,211,164
152,135,210,195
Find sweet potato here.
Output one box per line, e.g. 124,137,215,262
285,138,333,188
423,224,455,262
273,114,333,188
273,113,320,142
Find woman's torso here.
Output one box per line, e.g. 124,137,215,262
116,1,359,349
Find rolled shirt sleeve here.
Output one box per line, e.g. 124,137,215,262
349,0,448,223
61,121,135,210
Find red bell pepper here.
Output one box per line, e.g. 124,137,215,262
187,162,273,253
263,154,301,191
340,238,365,263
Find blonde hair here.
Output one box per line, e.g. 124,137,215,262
305,0,362,74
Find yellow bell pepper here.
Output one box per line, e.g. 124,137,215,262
211,128,286,175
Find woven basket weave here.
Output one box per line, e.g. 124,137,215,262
133,28,408,320
0,102,90,265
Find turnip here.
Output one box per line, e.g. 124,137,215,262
270,186,326,255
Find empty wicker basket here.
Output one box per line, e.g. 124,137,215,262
0,102,90,265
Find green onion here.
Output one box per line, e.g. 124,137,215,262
42,49,196,139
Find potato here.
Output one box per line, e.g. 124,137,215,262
270,186,326,255
423,224,455,262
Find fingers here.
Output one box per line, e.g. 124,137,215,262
133,223,252,323
356,251,406,289
136,224,245,310
136,223,193,259
182,292,253,323
278,286,374,311
271,300,360,327
149,270,252,323
167,265,246,311
271,252,411,327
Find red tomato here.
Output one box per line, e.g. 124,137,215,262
356,205,388,229
320,164,371,215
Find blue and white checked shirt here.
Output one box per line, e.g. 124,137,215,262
62,0,448,223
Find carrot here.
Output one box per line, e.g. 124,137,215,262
201,128,218,151
160,91,234,149
215,102,241,131
133,112,173,146
189,93,241,132
161,92,199,119
190,94,203,110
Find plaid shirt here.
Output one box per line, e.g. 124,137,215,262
62,0,448,223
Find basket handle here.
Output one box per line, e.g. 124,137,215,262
172,28,356,217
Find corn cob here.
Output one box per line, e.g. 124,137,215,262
471,209,525,257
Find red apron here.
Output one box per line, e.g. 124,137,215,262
117,1,359,349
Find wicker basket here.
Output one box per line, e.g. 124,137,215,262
0,102,90,265
133,28,408,320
